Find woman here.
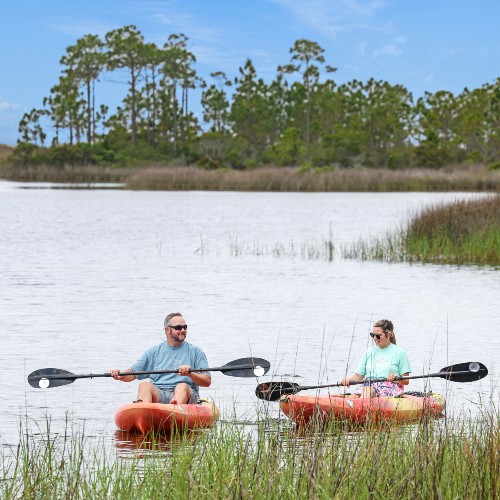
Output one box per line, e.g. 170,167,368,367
341,319,411,398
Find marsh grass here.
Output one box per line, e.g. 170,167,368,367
342,195,500,266
342,232,406,262
2,163,500,192
1,158,500,192
403,195,500,265
125,165,500,192
195,233,336,261
133,165,498,192
0,164,130,183
2,411,498,499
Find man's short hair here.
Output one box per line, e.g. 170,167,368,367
164,312,183,328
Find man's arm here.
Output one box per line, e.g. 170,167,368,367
109,367,136,382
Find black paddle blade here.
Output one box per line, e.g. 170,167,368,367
255,381,300,401
439,362,488,382
221,357,270,377
27,368,76,389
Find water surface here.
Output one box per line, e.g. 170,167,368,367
0,181,497,450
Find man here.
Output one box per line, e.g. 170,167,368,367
110,312,211,404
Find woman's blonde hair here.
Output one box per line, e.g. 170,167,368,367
374,319,396,344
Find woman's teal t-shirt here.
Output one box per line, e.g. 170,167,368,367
355,343,411,379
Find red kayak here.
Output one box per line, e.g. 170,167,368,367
115,399,219,433
279,392,446,426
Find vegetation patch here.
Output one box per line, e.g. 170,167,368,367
3,27,499,173
194,233,335,261
125,165,500,192
2,412,498,499
342,195,500,266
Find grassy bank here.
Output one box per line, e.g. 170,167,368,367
2,162,500,191
125,165,500,192
343,195,500,266
0,163,131,183
2,413,498,499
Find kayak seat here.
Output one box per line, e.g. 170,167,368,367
397,391,433,398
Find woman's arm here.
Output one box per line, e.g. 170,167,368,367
399,372,410,385
341,372,364,387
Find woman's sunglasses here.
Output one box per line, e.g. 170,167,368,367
369,332,383,340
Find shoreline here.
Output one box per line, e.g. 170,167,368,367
1,164,499,192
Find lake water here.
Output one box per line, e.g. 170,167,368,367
0,180,498,451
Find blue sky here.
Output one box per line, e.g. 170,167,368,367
1,0,499,145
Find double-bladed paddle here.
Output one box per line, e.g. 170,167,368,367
28,357,271,389
255,361,488,401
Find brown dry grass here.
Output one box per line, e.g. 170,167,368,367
126,165,500,192
0,163,131,183
342,194,500,265
1,161,500,191
0,144,13,160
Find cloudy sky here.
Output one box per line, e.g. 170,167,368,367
1,0,499,145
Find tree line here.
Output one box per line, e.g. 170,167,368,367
13,25,500,170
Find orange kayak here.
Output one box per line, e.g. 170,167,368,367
115,399,219,433
279,392,446,426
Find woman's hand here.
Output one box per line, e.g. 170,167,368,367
342,373,364,387
341,377,351,387
387,373,398,382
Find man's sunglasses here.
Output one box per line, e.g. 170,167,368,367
369,332,383,340
168,325,188,331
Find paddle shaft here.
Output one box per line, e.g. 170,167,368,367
296,369,479,392
29,363,256,382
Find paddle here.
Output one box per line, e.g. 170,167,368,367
255,361,488,401
28,357,271,389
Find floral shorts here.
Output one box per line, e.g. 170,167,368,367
354,381,404,397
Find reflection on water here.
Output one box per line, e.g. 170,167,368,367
260,414,450,464
113,429,199,459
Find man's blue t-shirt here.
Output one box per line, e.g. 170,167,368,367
355,343,411,380
130,341,210,395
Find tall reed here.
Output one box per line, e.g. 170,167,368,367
2,163,500,192
0,164,130,183
125,166,500,192
404,195,500,265
343,195,500,266
2,412,498,499
195,234,335,261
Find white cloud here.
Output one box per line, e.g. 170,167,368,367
149,4,278,77
374,43,401,57
269,0,388,39
153,12,220,45
49,19,117,38
193,45,250,73
0,101,20,111
345,63,362,73
357,41,367,56
373,36,406,57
